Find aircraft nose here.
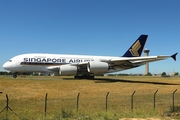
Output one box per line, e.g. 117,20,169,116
3,62,10,70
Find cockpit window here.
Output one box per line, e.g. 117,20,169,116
9,60,12,62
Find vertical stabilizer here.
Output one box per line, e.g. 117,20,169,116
122,35,148,57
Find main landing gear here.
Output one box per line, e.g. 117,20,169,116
74,75,94,79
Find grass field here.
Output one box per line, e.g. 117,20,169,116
0,75,180,120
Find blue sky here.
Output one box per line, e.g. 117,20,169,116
0,0,179,74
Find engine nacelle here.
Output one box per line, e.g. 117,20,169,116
87,61,109,73
59,65,77,75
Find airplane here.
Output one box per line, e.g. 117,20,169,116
3,35,178,79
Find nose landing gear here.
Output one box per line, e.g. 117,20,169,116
13,74,17,78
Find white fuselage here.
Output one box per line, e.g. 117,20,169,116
3,53,121,73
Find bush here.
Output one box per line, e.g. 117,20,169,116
145,72,152,76
161,72,167,76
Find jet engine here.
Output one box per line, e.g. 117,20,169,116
59,65,77,75
87,61,109,73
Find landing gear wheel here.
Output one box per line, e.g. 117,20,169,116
89,76,94,79
13,74,17,78
74,75,94,79
74,76,79,79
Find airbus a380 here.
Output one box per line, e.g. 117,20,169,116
3,35,178,79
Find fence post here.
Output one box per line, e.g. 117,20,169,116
6,94,9,120
154,90,158,110
77,93,80,112
172,89,177,112
44,93,48,120
106,92,110,112
131,91,136,112
0,94,20,120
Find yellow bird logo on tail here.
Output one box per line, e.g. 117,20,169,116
129,40,141,57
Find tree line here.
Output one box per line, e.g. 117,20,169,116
0,71,31,75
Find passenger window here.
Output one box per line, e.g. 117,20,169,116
9,60,12,62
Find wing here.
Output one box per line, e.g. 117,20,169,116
110,53,178,70
46,53,178,75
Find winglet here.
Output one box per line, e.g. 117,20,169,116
122,35,148,57
171,53,178,61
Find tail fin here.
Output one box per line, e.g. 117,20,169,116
122,35,148,57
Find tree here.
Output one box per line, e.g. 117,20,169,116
145,72,152,76
161,72,166,76
175,72,179,76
